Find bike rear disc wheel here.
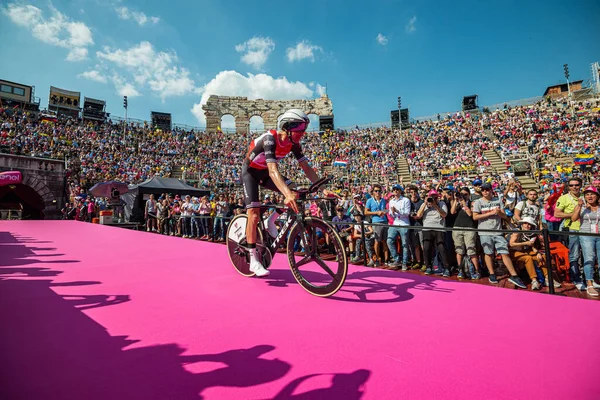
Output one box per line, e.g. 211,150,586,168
226,214,270,277
286,217,348,297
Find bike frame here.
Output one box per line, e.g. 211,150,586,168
259,207,306,257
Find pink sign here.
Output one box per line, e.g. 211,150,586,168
0,171,23,186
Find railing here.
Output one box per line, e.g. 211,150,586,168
106,210,600,297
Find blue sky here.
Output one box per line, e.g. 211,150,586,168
1,0,599,130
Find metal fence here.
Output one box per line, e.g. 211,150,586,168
109,209,600,296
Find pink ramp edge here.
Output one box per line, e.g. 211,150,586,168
1,221,599,400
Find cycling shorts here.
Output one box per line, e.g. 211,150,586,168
242,161,292,209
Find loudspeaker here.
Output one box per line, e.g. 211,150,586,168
400,108,410,128
319,115,334,130
462,95,478,111
390,110,399,128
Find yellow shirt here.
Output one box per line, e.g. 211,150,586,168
556,193,581,231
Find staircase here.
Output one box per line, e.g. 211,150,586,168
171,164,184,180
483,150,507,175
396,157,412,184
516,175,539,191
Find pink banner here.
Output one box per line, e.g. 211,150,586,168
0,171,23,186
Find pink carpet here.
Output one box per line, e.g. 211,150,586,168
1,221,599,400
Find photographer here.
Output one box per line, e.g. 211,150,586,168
416,190,451,276
450,188,481,279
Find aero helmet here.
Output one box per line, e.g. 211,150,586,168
279,109,310,133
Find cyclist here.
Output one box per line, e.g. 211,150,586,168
242,109,331,277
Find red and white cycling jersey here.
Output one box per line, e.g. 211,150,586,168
245,130,307,170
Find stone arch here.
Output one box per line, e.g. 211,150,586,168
202,95,334,133
307,113,319,132
249,115,265,133
220,114,236,133
22,174,56,212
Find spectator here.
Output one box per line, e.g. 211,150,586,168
472,183,526,288
450,187,481,279
416,190,451,276
386,184,411,270
332,206,354,257
365,184,388,267
509,217,548,291
145,194,158,232
407,186,425,270
554,177,584,290
198,196,212,239
572,186,600,297
351,213,375,264
514,189,541,225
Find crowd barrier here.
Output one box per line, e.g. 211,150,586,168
133,210,600,296
313,218,600,296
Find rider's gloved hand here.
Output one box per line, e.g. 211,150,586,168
284,192,299,214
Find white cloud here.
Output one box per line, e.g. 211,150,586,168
115,6,160,26
191,70,322,125
235,36,275,70
111,74,141,97
2,3,93,62
96,41,198,99
286,40,322,62
315,84,326,96
78,69,107,83
67,47,88,61
406,16,417,33
376,33,388,45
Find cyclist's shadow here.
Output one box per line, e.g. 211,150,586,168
268,369,371,400
181,344,291,394
265,268,453,303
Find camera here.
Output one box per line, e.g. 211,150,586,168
426,197,433,203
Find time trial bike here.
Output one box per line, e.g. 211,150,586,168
226,177,348,297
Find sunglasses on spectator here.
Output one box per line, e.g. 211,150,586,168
569,184,581,187
481,188,491,192
373,189,381,192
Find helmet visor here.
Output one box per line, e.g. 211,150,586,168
285,120,309,133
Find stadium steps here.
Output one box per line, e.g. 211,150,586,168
396,157,412,184
171,165,184,180
517,175,540,191
484,150,507,174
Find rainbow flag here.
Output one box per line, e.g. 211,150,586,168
574,154,595,165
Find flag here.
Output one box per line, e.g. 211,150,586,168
333,159,348,167
574,154,595,165
370,148,379,156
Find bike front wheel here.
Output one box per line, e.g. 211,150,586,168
286,217,348,297
226,214,272,277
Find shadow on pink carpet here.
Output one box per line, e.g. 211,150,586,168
1,221,599,400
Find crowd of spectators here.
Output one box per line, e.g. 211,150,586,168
2,96,600,296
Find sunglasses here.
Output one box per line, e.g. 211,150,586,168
481,188,491,192
373,190,381,192
569,184,581,187
286,121,309,133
